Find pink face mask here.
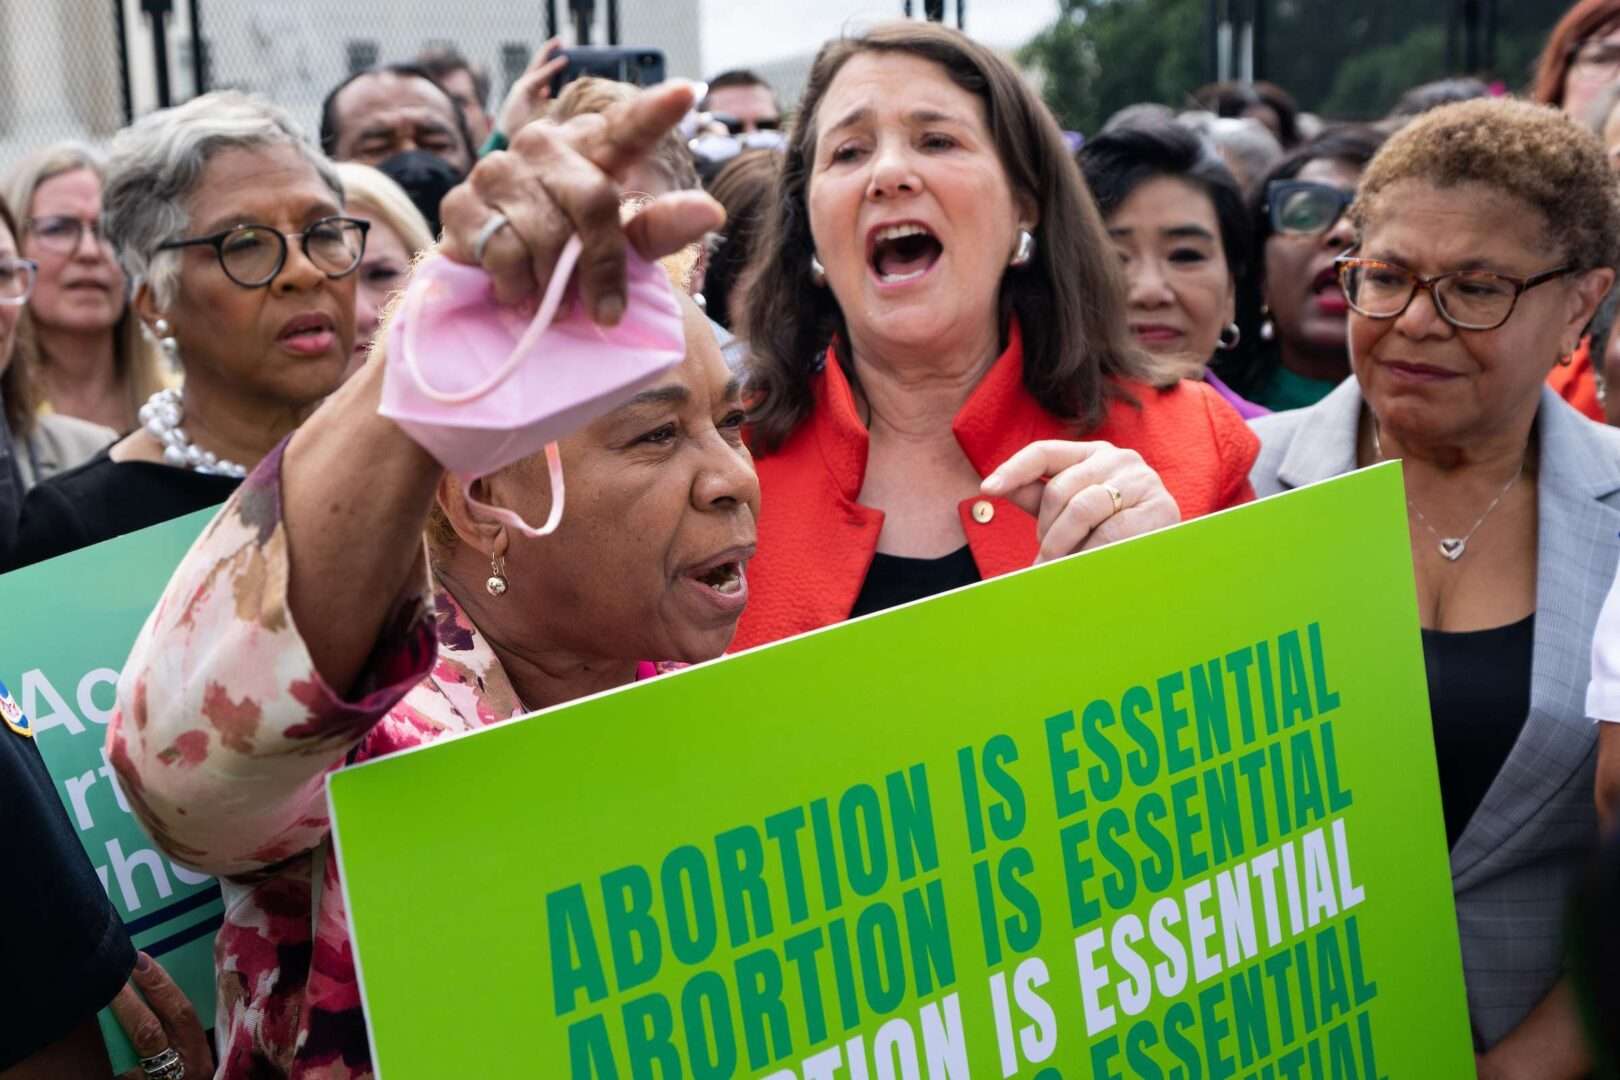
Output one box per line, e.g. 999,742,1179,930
379,236,686,536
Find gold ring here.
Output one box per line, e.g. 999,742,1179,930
1101,482,1124,515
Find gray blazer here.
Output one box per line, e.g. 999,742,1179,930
1251,378,1620,1047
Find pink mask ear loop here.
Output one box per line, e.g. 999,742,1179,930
403,237,585,404
462,442,566,538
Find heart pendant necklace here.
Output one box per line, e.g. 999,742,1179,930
1371,421,1524,561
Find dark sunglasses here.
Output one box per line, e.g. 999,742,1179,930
710,112,781,135
688,129,788,171
1266,180,1354,236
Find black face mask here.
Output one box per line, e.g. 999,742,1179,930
375,149,463,243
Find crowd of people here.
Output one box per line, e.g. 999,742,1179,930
7,0,1620,1077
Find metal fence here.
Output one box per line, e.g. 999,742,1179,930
0,2,132,166
0,0,707,172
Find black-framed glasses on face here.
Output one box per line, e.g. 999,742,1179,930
24,215,110,255
1266,180,1355,236
1335,255,1574,331
156,216,370,288
0,258,38,305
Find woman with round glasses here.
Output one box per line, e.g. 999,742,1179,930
0,197,118,498
1213,125,1385,412
4,142,170,434
2,91,363,571
1252,99,1620,1077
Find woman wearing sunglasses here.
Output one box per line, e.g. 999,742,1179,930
1214,125,1385,412
2,91,364,571
1252,99,1620,1078
0,197,118,499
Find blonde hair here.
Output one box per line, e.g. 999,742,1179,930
3,141,169,435
334,161,435,255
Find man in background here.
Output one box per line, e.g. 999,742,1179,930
701,69,782,134
319,63,475,175
417,46,495,146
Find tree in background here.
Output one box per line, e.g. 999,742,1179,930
1021,0,1563,134
1021,0,1204,134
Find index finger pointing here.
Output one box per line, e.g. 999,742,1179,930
578,81,701,180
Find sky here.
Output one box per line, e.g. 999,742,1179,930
700,0,1061,72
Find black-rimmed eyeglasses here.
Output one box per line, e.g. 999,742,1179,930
1335,255,1574,331
1266,180,1354,236
157,217,370,288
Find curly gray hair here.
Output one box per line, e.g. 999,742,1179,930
103,90,344,308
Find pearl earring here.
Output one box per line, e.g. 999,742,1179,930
1258,303,1275,343
809,254,827,287
154,318,180,367
1010,228,1036,268
486,554,508,596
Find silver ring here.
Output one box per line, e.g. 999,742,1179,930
1100,482,1124,515
472,212,510,263
139,1047,185,1080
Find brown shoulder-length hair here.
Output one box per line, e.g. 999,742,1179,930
1532,0,1620,107
742,21,1156,455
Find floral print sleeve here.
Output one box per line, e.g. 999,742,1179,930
108,440,437,878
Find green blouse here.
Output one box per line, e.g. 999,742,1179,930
1252,364,1343,412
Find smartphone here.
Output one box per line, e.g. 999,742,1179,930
551,47,667,95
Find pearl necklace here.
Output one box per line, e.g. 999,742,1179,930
138,389,248,479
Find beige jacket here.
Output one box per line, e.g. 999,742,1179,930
13,412,117,490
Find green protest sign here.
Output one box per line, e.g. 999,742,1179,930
0,509,220,1072
329,463,1473,1078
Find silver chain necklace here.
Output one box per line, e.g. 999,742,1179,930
1371,421,1522,561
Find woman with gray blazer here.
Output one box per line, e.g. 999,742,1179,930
1250,100,1620,1077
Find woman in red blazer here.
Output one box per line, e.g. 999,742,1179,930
431,31,1257,655
730,23,1258,650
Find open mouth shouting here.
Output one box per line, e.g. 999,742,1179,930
1310,266,1348,316
867,222,943,287
679,545,755,616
